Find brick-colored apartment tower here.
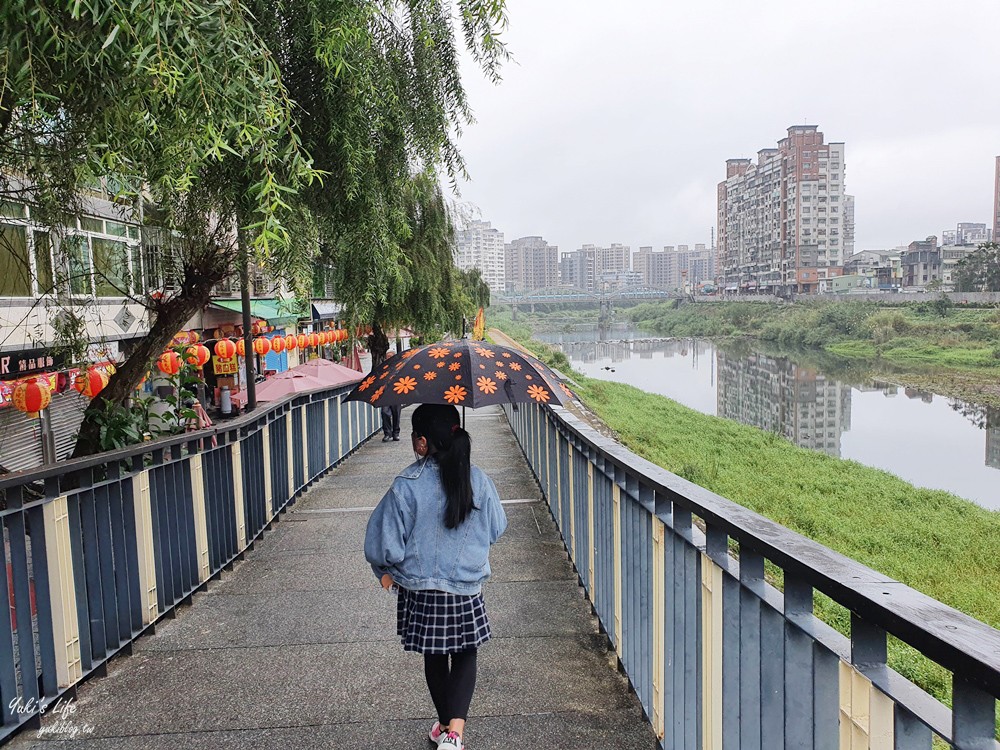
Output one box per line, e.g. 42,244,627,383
718,125,854,294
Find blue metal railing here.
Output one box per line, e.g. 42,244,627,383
504,401,1000,750
0,385,377,743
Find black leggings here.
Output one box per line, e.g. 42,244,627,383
424,649,477,725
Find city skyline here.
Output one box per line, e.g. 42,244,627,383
454,0,1000,257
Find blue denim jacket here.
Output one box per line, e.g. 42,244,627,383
364,458,507,595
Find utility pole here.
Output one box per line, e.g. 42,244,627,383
239,239,257,412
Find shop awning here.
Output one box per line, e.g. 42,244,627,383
211,298,305,325
311,300,342,320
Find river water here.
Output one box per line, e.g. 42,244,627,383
537,330,1000,510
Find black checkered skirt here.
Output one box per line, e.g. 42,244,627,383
396,588,491,654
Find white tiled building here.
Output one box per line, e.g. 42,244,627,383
455,220,505,294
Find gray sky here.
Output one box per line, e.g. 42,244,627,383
456,0,1000,255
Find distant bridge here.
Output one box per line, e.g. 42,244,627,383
494,284,680,305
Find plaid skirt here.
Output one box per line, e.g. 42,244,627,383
396,588,492,655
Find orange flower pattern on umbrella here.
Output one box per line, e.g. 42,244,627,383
502,352,511,358
448,362,461,371
495,371,507,380
474,347,495,358
509,362,522,371
424,372,437,381
495,361,505,368
444,385,467,404
429,347,449,359
437,361,446,368
477,377,497,394
527,384,550,403
359,375,376,391
453,352,462,358
393,376,417,395
560,383,574,397
373,385,385,400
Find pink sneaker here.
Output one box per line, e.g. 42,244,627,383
439,732,464,750
428,721,447,745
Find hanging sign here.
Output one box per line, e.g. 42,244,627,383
213,356,239,375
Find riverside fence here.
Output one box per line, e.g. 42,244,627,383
0,385,377,743
504,402,1000,750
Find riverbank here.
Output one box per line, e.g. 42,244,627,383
491,324,1000,715
626,300,1000,407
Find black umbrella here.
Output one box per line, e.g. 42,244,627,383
344,339,573,409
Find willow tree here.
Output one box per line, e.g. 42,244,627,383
1,1,316,455
1,0,507,456
248,1,508,350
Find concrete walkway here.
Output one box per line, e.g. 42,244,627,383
12,406,656,749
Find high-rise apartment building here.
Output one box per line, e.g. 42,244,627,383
632,244,717,290
504,236,559,292
455,220,505,294
718,125,853,294
560,247,596,291
561,243,632,291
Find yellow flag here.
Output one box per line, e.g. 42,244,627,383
472,307,485,340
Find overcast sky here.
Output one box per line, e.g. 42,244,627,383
455,0,1000,255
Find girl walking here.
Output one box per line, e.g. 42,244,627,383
365,404,508,750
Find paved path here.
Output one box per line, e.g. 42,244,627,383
12,406,656,749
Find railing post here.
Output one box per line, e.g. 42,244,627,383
41,495,83,687
952,677,996,750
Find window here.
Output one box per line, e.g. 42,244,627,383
92,237,130,296
0,224,31,296
64,235,93,296
33,231,53,293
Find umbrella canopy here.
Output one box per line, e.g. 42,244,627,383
255,372,328,402
290,359,364,388
344,339,572,409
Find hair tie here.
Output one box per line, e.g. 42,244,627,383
451,424,460,434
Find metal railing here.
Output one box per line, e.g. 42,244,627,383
504,402,1000,749
0,385,377,743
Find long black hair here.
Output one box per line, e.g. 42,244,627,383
411,404,474,529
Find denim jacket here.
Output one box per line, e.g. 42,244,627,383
364,458,507,595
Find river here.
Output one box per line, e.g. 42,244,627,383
537,329,1000,510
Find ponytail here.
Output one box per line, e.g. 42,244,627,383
411,404,475,528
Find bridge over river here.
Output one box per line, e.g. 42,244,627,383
1,376,998,748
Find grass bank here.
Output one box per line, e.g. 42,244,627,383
495,323,1000,721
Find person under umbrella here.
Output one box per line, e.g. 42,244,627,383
364,403,507,750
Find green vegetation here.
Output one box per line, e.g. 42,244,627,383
627,299,1000,378
495,321,1000,722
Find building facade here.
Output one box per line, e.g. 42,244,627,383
504,236,559,292
455,220,506,294
718,125,853,294
901,236,941,288
632,244,717,291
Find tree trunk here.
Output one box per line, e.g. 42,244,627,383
71,268,227,458
368,323,390,368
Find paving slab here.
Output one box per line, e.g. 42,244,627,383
10,405,656,750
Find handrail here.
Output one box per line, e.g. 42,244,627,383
0,383,378,744
504,401,1000,749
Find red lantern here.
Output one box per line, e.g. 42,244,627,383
12,378,52,417
339,329,348,342
188,331,200,344
285,334,297,350
253,337,271,356
157,351,182,376
73,368,108,398
296,334,307,350
185,344,211,367
271,336,286,354
251,321,262,335
307,333,319,348
236,338,246,358
214,339,236,359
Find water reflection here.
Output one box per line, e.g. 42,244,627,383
540,330,1000,508
716,349,852,457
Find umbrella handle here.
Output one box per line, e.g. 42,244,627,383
504,378,519,412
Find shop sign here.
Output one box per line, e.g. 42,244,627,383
0,349,66,380
213,356,238,375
